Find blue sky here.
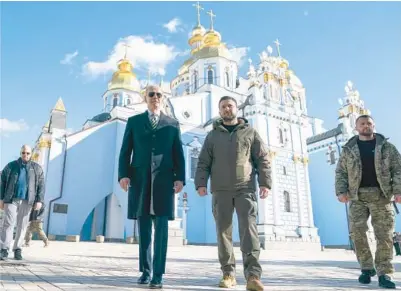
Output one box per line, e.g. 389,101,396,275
1,1,401,169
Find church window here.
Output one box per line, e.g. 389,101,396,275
225,72,230,87
207,69,214,84
279,128,284,144
190,156,198,179
284,191,291,212
329,150,336,165
283,166,287,175
183,110,191,119
113,97,118,108
126,99,131,106
193,72,198,91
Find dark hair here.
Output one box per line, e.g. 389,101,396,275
219,96,237,106
356,114,374,124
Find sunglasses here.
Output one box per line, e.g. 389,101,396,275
148,92,162,98
21,152,31,155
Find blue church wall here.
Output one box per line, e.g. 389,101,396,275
180,133,240,244
308,149,349,247
48,122,118,236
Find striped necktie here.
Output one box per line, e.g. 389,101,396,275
150,114,158,130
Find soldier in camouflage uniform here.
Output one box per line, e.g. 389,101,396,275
335,115,401,289
24,202,49,247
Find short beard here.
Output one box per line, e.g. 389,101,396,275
222,115,236,122
359,131,373,137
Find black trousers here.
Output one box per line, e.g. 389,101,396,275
138,215,169,276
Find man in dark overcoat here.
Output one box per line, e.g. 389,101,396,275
118,84,185,289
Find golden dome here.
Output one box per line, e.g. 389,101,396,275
189,25,206,46
108,58,141,92
203,29,221,47
279,60,289,69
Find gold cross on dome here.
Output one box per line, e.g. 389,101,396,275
207,9,216,30
193,2,204,26
274,38,282,57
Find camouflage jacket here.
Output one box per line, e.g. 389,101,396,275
335,133,401,200
194,118,272,193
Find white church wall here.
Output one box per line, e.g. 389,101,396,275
113,120,135,239
47,121,118,237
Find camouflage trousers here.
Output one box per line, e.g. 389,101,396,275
25,220,48,243
349,187,395,276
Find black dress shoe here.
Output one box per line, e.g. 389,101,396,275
149,275,163,289
137,273,151,284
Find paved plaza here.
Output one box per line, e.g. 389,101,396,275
1,241,401,290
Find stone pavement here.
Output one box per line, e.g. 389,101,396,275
1,241,401,291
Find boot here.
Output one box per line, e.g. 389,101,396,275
358,269,376,284
218,274,237,288
14,248,23,260
378,275,396,289
246,275,264,291
0,249,8,261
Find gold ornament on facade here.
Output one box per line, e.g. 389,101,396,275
32,153,39,162
302,157,309,165
285,69,294,79
279,78,288,87
292,155,301,163
264,73,273,83
279,61,289,69
38,139,51,149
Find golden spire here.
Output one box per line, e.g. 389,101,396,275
207,9,216,31
122,42,131,60
193,2,204,27
53,97,66,112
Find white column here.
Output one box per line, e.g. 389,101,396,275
303,161,315,227
294,161,307,227
270,155,281,226
251,115,269,225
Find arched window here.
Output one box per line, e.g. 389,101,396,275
284,191,291,212
207,69,214,84
113,97,118,108
225,72,230,87
330,150,336,165
126,99,131,106
193,72,198,91
279,128,284,144
283,166,287,175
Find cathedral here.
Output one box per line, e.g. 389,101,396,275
28,3,375,249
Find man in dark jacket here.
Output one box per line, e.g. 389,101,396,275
0,145,45,260
24,203,49,247
195,96,272,291
118,84,186,289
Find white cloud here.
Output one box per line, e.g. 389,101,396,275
163,18,182,33
82,35,181,79
0,119,29,136
60,50,79,65
228,47,250,67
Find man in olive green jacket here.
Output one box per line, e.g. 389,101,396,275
335,115,401,289
195,96,271,291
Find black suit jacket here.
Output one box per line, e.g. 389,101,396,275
118,111,186,220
